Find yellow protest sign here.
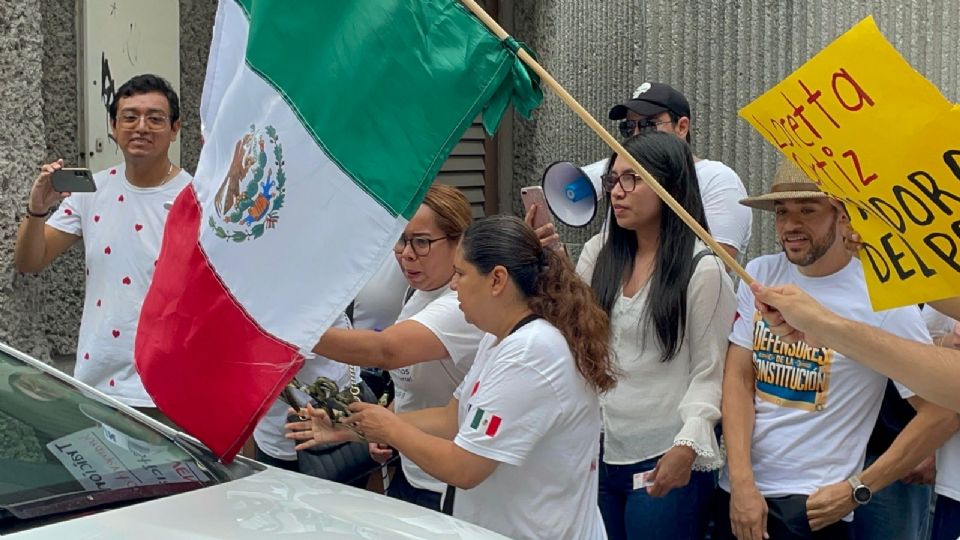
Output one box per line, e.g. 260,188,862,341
740,16,960,311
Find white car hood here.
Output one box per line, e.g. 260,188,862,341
8,467,507,539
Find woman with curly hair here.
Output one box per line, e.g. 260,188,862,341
289,215,616,539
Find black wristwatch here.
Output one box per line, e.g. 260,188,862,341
847,475,872,505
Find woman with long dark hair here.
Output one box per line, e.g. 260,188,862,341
289,215,616,539
577,131,736,540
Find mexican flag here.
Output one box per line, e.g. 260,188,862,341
135,0,540,461
470,408,502,437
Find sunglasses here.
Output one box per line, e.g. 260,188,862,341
617,118,672,138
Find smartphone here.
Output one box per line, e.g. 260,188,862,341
51,168,97,193
520,186,554,229
520,185,561,251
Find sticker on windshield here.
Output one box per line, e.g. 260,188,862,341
46,427,208,491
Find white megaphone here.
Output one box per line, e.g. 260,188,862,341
542,159,606,227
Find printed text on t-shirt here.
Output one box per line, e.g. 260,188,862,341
752,312,834,411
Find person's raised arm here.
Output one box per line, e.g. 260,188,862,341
15,159,80,273
752,283,960,414
312,319,448,370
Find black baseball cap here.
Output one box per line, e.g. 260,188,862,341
608,82,691,120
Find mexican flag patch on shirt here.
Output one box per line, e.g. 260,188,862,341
470,408,502,437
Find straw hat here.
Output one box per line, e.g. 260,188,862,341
739,160,828,211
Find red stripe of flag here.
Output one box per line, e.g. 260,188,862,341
486,414,501,437
135,185,303,461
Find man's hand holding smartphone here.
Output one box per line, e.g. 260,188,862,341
51,168,96,194
29,159,70,216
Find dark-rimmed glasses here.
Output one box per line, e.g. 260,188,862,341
117,112,170,131
393,235,454,256
600,171,641,193
617,118,672,138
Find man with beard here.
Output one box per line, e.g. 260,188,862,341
713,161,959,540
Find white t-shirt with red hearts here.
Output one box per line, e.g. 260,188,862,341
46,163,191,406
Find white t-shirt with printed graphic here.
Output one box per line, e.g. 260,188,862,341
719,254,930,498
452,319,605,540
391,284,484,494
46,163,191,407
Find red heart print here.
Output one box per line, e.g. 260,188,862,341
83,352,90,360
122,276,132,285
94,215,100,222
104,246,111,255
135,224,143,231
110,169,117,175
96,299,102,307
109,379,116,386
118,194,125,202
112,330,120,338
64,209,72,215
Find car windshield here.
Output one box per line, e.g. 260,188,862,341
0,346,219,523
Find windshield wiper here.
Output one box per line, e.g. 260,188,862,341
0,482,203,520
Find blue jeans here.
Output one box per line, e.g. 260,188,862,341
855,454,932,540
931,494,960,540
386,461,441,511
599,453,715,540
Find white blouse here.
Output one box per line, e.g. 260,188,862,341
576,235,736,470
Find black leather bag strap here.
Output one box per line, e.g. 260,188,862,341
442,484,456,515
692,247,716,268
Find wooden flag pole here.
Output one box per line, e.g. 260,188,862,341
461,0,754,285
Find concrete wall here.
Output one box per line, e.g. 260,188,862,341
1,0,57,359
509,0,960,258
0,0,215,360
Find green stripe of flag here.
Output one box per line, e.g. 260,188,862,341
235,0,531,219
470,408,486,429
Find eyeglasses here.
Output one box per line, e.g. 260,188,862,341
617,118,672,138
393,235,454,256
117,112,170,131
600,171,642,193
